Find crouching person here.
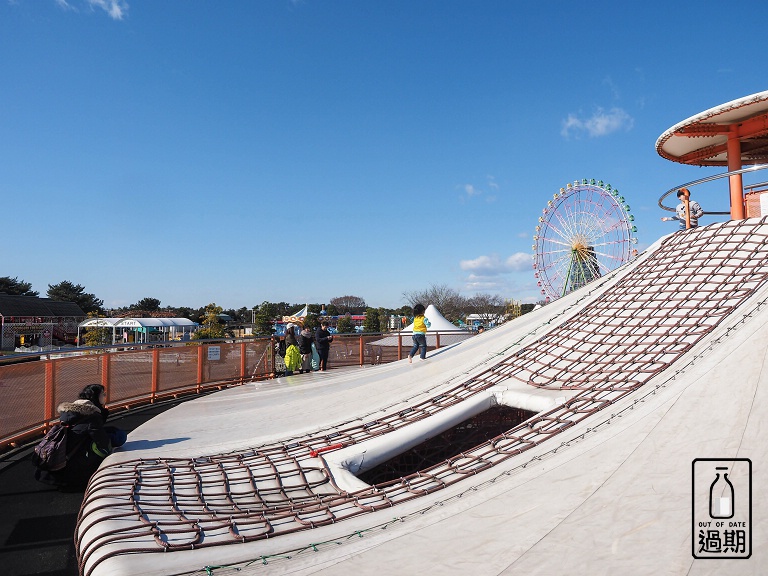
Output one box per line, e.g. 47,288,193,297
35,384,124,490
78,384,127,449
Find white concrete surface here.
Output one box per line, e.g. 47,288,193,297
77,220,768,576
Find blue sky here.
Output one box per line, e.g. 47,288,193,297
2,0,767,311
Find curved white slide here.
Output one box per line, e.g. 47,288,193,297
77,219,768,576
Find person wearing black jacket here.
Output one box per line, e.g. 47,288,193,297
314,321,334,371
36,399,110,489
79,384,127,448
35,384,125,490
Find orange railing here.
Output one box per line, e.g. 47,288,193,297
0,331,457,452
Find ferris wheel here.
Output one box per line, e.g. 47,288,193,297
532,179,637,302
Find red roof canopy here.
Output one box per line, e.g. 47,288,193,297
656,90,768,167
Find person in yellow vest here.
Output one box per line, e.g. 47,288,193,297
283,325,302,374
408,303,431,363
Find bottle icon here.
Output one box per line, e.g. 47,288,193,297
709,466,734,519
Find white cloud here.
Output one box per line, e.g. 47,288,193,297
561,107,633,139
462,275,505,292
460,255,499,274
55,0,128,19
459,272,542,302
459,176,500,203
464,184,481,197
504,252,531,271
460,252,531,276
458,251,537,299
87,0,128,19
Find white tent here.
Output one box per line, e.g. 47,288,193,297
371,304,472,347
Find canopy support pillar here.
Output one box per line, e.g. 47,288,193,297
728,129,745,219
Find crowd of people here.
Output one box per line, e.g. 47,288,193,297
34,306,433,489
25,188,717,495
281,304,433,372
280,320,334,374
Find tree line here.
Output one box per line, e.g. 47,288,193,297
1,277,533,337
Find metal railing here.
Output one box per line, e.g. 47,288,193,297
658,163,768,216
0,331,463,452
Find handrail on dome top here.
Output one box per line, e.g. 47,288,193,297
658,164,768,215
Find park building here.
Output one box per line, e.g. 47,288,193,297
77,316,198,346
0,294,86,351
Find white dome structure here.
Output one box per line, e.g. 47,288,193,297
75,220,768,575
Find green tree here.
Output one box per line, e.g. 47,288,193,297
0,276,38,296
325,304,339,316
252,307,275,336
249,301,284,336
83,312,111,347
521,303,536,315
134,297,161,312
258,301,279,319
259,301,295,319
220,307,249,322
335,314,354,333
47,281,103,314
363,307,380,333
302,312,319,331
173,306,203,323
192,303,225,340
278,302,297,317
377,307,389,332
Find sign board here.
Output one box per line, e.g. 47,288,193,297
692,458,752,559
207,346,221,361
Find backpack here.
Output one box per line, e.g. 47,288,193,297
32,424,82,471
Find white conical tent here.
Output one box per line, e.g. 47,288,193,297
370,304,472,347
400,304,464,333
